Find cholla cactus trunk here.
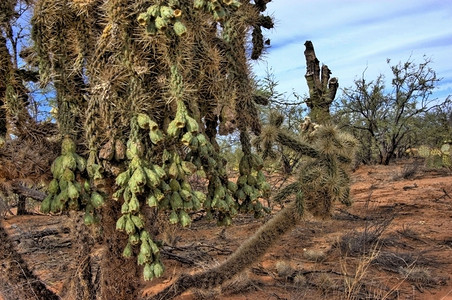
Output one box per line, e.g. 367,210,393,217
31,0,274,294
151,118,357,300
0,36,9,138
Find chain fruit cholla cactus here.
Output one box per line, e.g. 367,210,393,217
31,0,274,295
151,114,358,300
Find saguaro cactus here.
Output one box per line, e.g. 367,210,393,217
304,41,339,123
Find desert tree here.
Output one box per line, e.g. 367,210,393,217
338,56,447,165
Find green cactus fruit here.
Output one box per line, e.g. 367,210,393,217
186,116,198,133
62,168,75,181
125,215,136,235
169,210,179,224
213,8,226,21
166,120,180,137
149,239,160,254
137,12,149,26
48,179,59,194
140,230,150,241
140,239,151,257
154,188,165,201
179,189,192,201
121,200,130,214
147,194,158,207
129,232,140,245
62,154,77,170
192,195,201,210
74,154,86,172
225,194,235,207
168,162,179,179
67,198,79,210
155,16,168,31
170,191,183,210
247,174,257,186
91,192,105,208
41,194,52,214
146,4,160,17
83,212,95,225
154,261,165,278
193,191,206,203
131,215,145,229
227,181,238,193
229,0,241,9
181,132,193,146
173,21,187,37
196,134,207,146
183,199,194,210
144,167,160,188
169,179,181,191
51,156,64,178
132,167,147,186
112,188,124,201
179,210,191,227
194,0,205,9
123,242,133,258
189,136,199,149
137,113,151,128
143,263,154,281
137,252,148,266
237,175,248,186
181,161,196,174
67,182,79,200
151,165,165,179
159,6,174,19
149,130,163,144
61,136,76,155
116,215,127,231
128,194,140,213
159,194,171,210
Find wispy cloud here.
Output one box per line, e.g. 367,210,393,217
252,0,452,101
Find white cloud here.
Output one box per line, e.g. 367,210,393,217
251,0,452,101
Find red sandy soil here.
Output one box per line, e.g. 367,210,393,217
3,159,452,299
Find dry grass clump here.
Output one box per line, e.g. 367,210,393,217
398,266,437,287
302,248,326,262
221,272,262,295
333,218,392,257
192,288,221,300
275,260,294,278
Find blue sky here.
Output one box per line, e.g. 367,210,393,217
251,0,452,102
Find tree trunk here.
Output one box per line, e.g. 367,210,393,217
0,220,60,300
96,181,141,300
16,195,27,215
303,41,338,124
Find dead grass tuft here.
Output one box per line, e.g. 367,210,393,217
275,260,294,278
303,249,326,262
